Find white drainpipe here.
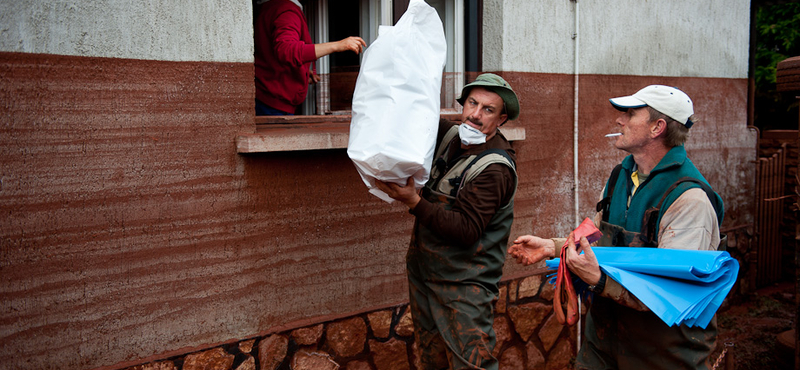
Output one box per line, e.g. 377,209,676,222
572,0,580,229
571,0,581,352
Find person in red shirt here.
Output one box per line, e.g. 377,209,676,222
254,0,366,115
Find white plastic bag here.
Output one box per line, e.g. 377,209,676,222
347,0,447,203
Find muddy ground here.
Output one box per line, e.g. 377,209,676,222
712,281,796,369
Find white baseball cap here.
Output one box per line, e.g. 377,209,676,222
609,85,695,128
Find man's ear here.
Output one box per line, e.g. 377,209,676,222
650,118,667,138
499,114,509,126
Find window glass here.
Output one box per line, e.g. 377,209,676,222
428,0,463,111
271,0,472,115
327,2,361,112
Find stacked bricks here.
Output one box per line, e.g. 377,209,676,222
125,274,576,370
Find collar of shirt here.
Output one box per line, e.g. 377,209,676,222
628,164,649,207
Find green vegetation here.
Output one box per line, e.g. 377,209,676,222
754,3,800,130
746,295,786,317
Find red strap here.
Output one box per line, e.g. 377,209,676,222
554,218,602,326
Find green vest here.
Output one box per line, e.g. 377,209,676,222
598,145,724,247
407,127,517,290
580,145,724,370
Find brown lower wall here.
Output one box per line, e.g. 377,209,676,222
123,275,576,370
0,52,756,370
119,261,753,370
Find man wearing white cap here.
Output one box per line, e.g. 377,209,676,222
510,85,724,369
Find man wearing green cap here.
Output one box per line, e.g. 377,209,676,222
375,73,519,370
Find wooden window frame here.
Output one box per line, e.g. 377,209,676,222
238,0,521,154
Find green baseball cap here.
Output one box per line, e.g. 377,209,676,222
456,73,520,121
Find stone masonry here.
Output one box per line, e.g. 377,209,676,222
125,275,577,370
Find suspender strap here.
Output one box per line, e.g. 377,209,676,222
448,149,516,197
596,164,623,222
640,177,723,246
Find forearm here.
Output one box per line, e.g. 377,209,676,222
598,275,649,311
315,37,365,59
551,237,566,257
314,42,340,59
412,166,512,247
412,198,482,246
594,189,718,311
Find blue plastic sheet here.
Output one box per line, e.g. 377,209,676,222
545,247,739,329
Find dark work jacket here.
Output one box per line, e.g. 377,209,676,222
407,120,517,292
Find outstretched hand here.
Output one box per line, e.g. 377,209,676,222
315,36,367,59
337,36,367,54
508,235,555,266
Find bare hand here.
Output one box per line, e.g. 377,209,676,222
337,36,367,54
374,177,421,209
563,232,602,285
508,235,555,266
315,37,367,59
309,71,320,84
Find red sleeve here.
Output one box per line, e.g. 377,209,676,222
272,9,317,66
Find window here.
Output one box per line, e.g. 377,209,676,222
296,0,386,114
241,1,504,153
299,0,476,114
428,0,463,112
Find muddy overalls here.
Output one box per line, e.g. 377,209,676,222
406,127,517,370
579,146,725,370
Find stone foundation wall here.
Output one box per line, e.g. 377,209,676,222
121,221,755,370
124,274,576,370
120,225,756,370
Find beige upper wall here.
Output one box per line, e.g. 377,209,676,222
0,0,253,63
0,0,751,76
484,0,751,78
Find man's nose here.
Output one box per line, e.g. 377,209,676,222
469,108,483,121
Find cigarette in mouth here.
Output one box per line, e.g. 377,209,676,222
605,133,622,137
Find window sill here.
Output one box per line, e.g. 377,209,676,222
236,114,526,153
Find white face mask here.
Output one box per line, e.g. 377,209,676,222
458,123,487,146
